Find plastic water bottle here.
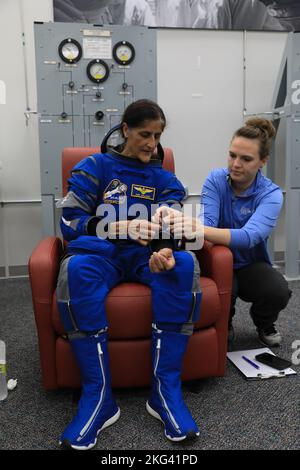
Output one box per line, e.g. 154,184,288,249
0,340,8,401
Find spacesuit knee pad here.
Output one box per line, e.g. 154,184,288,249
57,299,108,337
56,255,109,333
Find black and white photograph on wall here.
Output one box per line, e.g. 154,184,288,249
53,1,300,31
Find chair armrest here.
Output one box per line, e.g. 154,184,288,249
195,241,233,296
28,236,63,303
194,240,233,318
28,236,63,389
194,241,233,376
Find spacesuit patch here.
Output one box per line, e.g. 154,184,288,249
131,184,156,200
103,179,128,204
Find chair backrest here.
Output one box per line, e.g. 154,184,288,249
62,147,175,195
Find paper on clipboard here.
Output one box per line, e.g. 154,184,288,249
227,348,297,380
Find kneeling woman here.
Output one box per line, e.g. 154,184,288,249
169,118,291,346
56,99,201,449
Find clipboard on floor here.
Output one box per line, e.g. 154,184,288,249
227,348,297,380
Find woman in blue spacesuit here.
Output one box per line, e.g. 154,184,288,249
56,99,201,449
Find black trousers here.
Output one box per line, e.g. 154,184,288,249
230,262,292,329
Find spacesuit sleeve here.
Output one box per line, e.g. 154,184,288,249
156,173,186,208
56,156,101,241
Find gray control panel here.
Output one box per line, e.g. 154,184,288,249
34,22,157,199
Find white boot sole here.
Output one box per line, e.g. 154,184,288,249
59,407,121,450
146,401,199,442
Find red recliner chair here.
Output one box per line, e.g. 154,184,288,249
29,147,233,390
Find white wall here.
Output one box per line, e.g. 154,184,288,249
0,0,53,275
0,1,294,276
157,29,287,192
156,29,289,254
157,29,244,194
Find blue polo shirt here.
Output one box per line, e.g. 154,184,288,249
201,168,283,269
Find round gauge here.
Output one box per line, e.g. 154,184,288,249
113,41,135,66
58,38,82,64
86,59,110,83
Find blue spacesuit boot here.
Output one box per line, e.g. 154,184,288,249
60,331,120,450
146,327,200,442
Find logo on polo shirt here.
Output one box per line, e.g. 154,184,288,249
240,206,253,215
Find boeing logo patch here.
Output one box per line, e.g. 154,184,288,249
131,184,156,200
103,179,127,204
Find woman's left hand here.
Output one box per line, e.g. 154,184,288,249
152,207,203,241
170,215,204,240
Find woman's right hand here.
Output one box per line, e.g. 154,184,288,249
149,248,175,273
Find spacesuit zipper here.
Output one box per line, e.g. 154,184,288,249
189,293,196,322
77,342,106,441
67,301,80,334
154,338,181,433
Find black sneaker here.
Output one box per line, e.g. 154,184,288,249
257,325,282,347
